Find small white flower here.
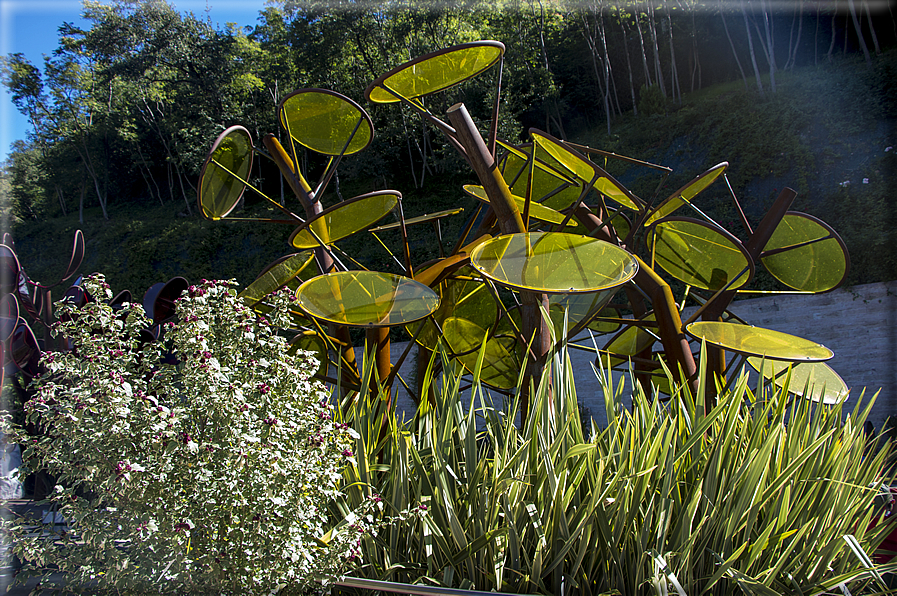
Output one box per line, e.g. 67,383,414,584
886,146,892,152
862,178,869,184
839,180,850,187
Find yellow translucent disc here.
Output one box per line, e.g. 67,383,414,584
239,251,317,306
289,191,399,249
607,211,632,242
454,321,520,390
588,307,623,334
531,130,642,212
469,232,638,294
279,89,373,156
288,331,329,378
296,271,439,328
647,217,753,291
645,162,727,226
410,263,521,390
369,208,464,232
597,313,657,368
463,185,575,227
366,41,504,104
747,358,849,404
547,289,616,338
761,212,849,293
198,125,253,219
685,321,833,362
411,265,496,355
498,141,581,211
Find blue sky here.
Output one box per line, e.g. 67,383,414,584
0,0,270,163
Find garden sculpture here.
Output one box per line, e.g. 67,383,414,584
194,39,850,416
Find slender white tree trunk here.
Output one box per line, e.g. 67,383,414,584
720,2,749,90
742,0,765,94
847,0,871,63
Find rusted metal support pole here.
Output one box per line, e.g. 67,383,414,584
263,134,359,401
366,326,391,398
263,134,315,209
573,205,698,397
446,103,546,419
699,187,797,400
633,257,699,396
446,104,524,234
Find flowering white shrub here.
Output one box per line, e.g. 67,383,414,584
3,276,378,594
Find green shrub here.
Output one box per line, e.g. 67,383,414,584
341,346,897,594
638,84,667,116
2,276,381,595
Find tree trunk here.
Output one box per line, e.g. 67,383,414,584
581,9,612,135
602,12,622,118
156,133,193,216
173,160,194,216
635,8,653,87
843,12,849,56
742,0,765,94
690,11,701,92
785,0,804,70
648,2,666,97
863,0,881,56
826,11,837,62
847,0,871,63
785,2,797,69
79,180,85,225
721,1,749,91
78,140,109,220
753,0,777,93
135,144,164,205
55,186,67,216
597,9,614,133
621,16,639,116
419,119,429,187
888,0,897,41
533,0,566,137
400,106,420,189
665,0,681,103
814,2,820,65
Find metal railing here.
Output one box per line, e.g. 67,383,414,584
332,577,527,595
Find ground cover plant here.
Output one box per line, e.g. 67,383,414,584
339,344,897,594
1,276,390,595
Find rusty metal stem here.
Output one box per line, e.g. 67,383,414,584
446,102,545,420
264,133,359,399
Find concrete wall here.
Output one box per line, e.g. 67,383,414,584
386,280,897,433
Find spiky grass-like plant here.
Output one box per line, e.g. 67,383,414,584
337,343,897,595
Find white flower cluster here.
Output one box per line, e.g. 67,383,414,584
3,276,374,595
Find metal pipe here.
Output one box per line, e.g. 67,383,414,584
333,576,530,595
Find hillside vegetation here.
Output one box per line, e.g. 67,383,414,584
2,1,895,297
6,49,895,297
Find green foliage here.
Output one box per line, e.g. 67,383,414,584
638,84,667,116
4,4,896,291
4,141,49,220
818,152,897,286
340,347,897,594
1,276,378,594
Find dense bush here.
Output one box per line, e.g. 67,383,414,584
2,276,384,595
638,84,667,116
